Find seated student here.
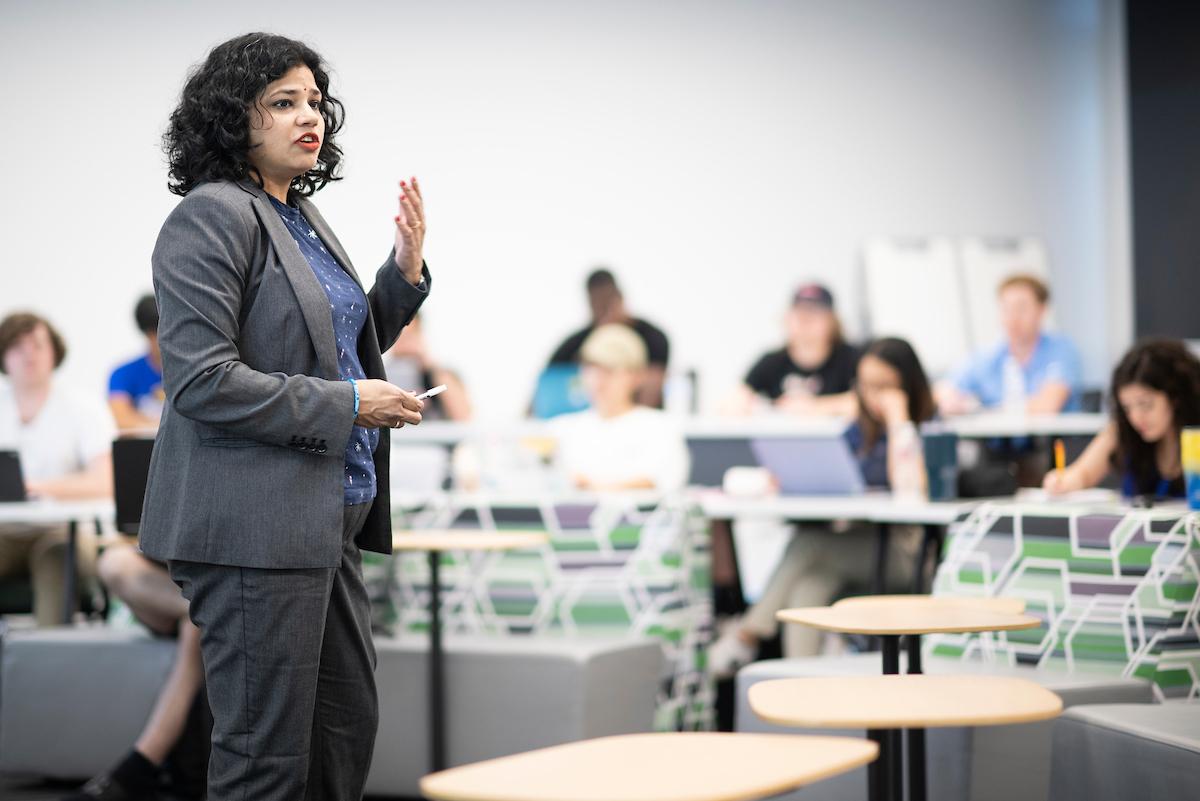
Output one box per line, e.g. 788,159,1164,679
63,546,204,800
709,337,935,672
544,268,670,408
551,324,689,492
383,312,472,421
724,283,859,417
108,294,165,432
936,274,1082,415
0,312,114,626
1044,339,1200,500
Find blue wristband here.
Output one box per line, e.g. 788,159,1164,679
347,378,360,416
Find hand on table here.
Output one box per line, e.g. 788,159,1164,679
1042,468,1084,495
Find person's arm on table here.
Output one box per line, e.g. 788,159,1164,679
108,395,158,433
878,388,928,499
719,384,762,416
27,453,113,501
1025,381,1072,415
933,381,979,416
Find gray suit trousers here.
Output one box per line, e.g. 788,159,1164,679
170,502,378,801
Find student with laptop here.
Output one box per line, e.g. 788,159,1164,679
107,294,165,432
541,268,670,410
1043,339,1200,500
709,337,935,673
723,283,860,417
550,324,689,492
0,312,115,626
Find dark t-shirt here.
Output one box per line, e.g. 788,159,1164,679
548,318,670,367
744,342,860,401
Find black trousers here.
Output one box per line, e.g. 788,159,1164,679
170,501,378,801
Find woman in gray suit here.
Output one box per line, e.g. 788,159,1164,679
139,33,430,801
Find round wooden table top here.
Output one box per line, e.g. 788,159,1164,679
420,732,878,801
833,594,1027,615
776,603,1040,636
749,675,1062,730
391,530,549,552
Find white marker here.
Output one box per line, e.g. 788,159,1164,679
414,384,448,401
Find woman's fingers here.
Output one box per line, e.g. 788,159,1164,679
393,408,422,427
397,389,424,413
404,176,424,215
394,213,415,244
399,192,423,231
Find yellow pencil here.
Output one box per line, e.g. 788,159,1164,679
1054,439,1066,476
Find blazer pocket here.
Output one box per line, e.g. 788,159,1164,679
200,436,265,449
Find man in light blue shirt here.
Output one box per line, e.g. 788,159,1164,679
937,274,1082,414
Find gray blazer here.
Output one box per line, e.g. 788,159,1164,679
139,179,429,569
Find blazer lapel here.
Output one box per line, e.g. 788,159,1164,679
297,195,386,364
247,187,341,380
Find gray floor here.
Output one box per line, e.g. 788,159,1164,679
0,776,71,800
0,777,411,801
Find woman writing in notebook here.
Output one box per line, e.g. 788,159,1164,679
1044,339,1200,500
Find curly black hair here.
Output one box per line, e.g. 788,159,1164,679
1110,338,1200,494
163,32,345,197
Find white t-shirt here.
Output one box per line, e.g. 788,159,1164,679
0,379,117,483
551,406,690,492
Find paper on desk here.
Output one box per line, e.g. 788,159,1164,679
1014,487,1121,504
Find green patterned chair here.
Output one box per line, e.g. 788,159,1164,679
381,492,714,731
734,500,1194,801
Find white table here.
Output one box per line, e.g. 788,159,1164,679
0,499,115,526
696,491,977,601
0,499,115,623
387,414,1109,447
694,491,973,526
943,412,1107,439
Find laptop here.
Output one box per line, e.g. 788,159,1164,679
0,450,27,502
749,436,866,496
531,364,590,420
687,438,760,487
113,438,155,535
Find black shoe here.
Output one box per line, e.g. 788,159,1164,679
62,750,160,801
60,772,147,801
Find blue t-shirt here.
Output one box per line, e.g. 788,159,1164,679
952,333,1083,411
108,354,164,419
269,194,378,506
843,422,890,489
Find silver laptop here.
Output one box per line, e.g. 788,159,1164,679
749,436,866,496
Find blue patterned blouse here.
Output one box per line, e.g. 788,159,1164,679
269,194,378,506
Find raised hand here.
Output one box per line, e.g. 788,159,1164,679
393,176,426,285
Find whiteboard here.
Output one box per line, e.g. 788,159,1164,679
862,237,968,377
959,237,1051,350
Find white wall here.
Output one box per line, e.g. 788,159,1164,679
0,0,1129,420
